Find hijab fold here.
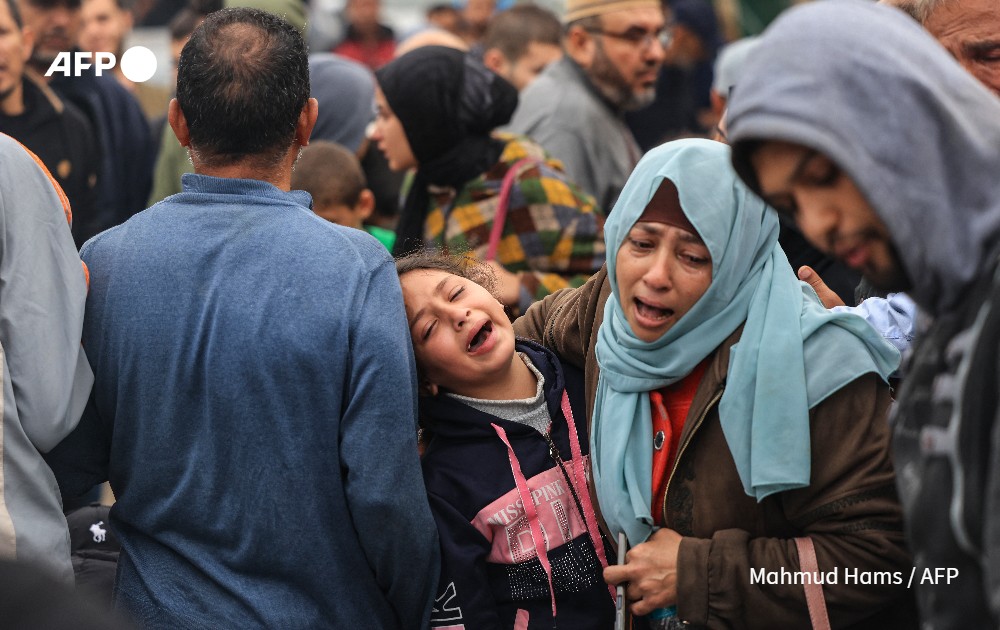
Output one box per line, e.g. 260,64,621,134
592,140,899,546
375,47,519,255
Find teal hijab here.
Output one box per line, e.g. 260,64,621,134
592,139,900,546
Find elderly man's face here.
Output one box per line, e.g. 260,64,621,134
922,0,1000,96
750,140,911,293
19,0,80,67
586,7,666,110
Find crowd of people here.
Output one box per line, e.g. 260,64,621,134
2,0,1000,628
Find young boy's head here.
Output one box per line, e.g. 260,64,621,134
481,4,562,91
292,141,375,229
395,251,515,398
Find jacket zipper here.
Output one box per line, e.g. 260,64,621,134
662,388,724,526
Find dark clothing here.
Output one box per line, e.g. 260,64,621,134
375,46,518,256
49,57,154,247
0,73,99,245
892,263,1000,629
727,4,1000,625
421,341,615,630
779,216,862,306
66,504,120,607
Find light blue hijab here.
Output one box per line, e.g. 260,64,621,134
592,139,900,546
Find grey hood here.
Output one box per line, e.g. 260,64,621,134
727,0,1000,316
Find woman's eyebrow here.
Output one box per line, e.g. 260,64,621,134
677,231,705,245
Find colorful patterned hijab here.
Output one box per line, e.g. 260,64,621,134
592,139,899,546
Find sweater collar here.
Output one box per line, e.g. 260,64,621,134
419,339,566,438
181,173,313,209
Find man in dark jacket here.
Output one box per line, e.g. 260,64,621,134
19,0,153,247
727,2,1000,628
0,0,98,239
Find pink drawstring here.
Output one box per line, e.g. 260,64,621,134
492,423,558,617
560,392,617,602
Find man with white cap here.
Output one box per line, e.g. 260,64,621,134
507,0,665,210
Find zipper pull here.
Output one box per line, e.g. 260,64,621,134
544,431,563,462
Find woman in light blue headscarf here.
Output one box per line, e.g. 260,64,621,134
513,139,917,629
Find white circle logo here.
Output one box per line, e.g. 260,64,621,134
120,46,157,83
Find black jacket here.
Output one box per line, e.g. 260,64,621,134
421,340,615,630
0,73,99,247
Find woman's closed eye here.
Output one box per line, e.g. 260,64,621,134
681,252,710,265
627,236,656,251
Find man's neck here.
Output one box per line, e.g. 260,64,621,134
1,80,26,116
191,148,298,190
193,164,290,190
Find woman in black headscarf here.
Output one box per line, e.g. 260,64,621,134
372,46,605,315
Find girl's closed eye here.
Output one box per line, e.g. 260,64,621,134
421,320,436,341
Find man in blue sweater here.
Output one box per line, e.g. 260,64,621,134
44,8,439,628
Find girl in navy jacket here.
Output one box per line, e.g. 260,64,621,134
397,251,615,630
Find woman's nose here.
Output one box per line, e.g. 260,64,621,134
642,255,672,290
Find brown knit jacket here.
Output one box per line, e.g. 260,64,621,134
513,266,918,629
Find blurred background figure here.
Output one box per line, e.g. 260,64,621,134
425,2,459,34
307,52,374,152
627,0,722,150
509,0,666,210
372,45,605,313
479,3,561,91
1,0,100,238
395,23,467,56
19,0,154,248
458,0,493,44
78,0,133,89
707,34,757,140
292,140,395,250
332,0,395,69
307,51,407,236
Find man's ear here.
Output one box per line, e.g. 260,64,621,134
564,24,595,67
167,98,191,147
482,47,509,77
419,380,440,397
296,97,319,147
20,26,35,62
355,188,375,222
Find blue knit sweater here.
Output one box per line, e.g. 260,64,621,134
46,174,439,629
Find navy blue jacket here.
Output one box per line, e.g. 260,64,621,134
421,340,615,630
